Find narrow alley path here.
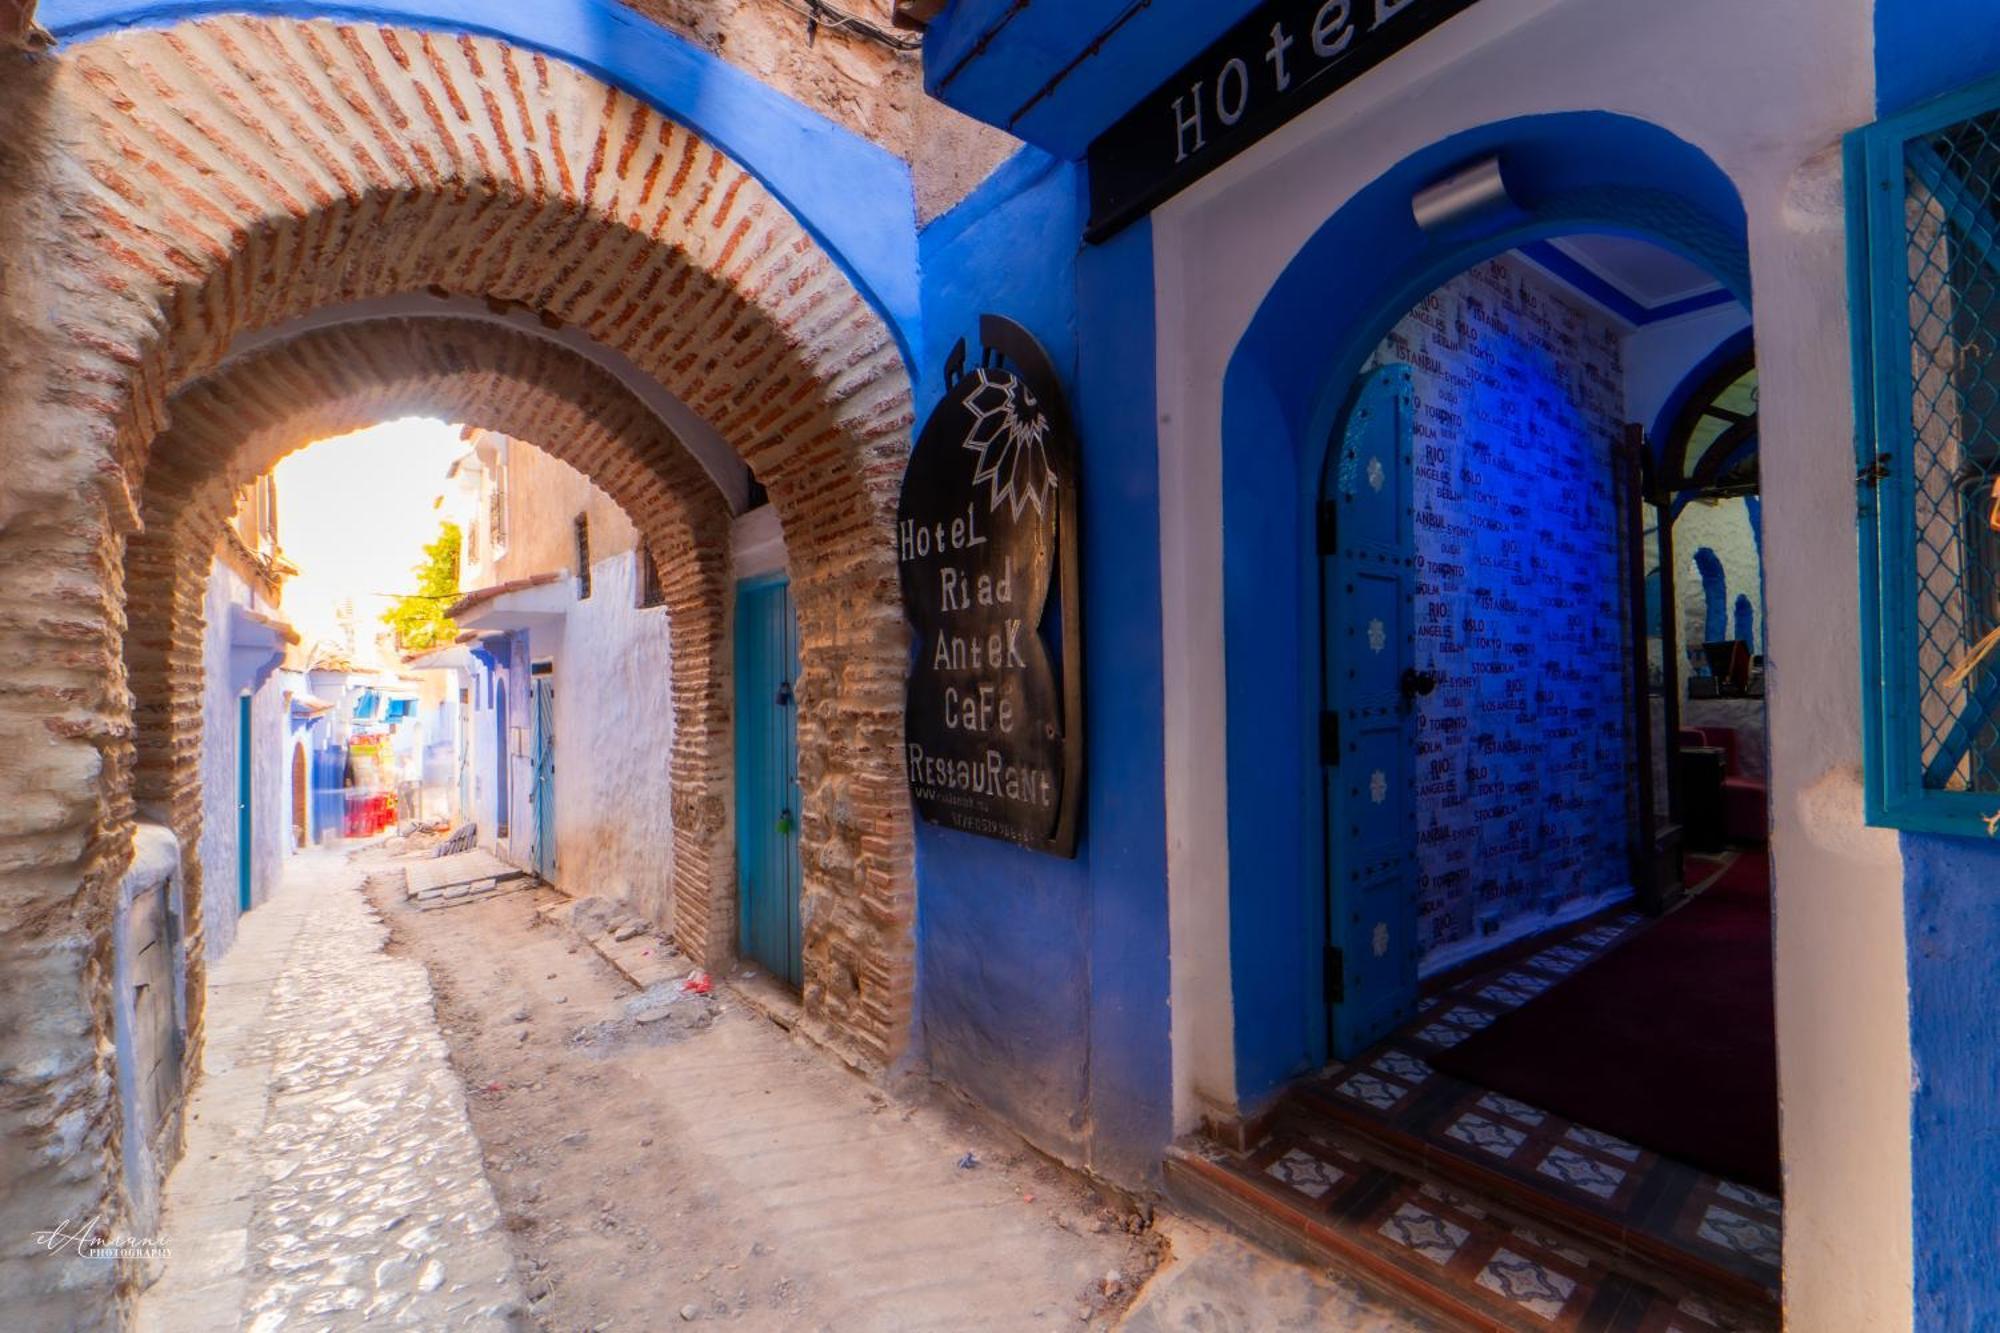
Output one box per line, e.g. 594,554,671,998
365,855,1158,1331
134,845,1432,1332
135,848,523,1331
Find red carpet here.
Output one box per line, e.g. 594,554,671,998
1431,855,1779,1193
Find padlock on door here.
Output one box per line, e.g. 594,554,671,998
776,807,795,836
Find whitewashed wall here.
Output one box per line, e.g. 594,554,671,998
196,559,289,958
1150,0,1907,1324
552,551,678,922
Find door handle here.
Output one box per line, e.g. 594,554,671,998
1399,667,1439,700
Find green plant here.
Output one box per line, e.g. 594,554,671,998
381,520,461,652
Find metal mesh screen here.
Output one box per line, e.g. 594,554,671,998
1904,108,2000,793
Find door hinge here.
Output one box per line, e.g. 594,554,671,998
1320,710,1340,765
1324,945,1345,1004
1316,499,1338,555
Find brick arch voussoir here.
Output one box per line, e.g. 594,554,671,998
124,319,735,1012
67,12,917,1069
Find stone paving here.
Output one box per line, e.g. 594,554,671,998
135,849,524,1332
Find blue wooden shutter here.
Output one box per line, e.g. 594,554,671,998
1851,76,2000,835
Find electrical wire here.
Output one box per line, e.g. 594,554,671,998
769,0,922,51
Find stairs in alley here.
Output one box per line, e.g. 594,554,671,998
1164,1095,1779,1333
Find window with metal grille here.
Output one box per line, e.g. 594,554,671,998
636,542,665,609
1851,79,2000,835
574,514,591,600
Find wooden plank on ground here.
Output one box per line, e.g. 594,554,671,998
405,849,529,900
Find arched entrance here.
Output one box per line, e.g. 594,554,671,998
125,316,735,977
1172,112,1776,1325
0,18,919,1305
1213,110,1750,1096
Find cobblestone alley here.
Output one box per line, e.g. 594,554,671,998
132,847,1423,1332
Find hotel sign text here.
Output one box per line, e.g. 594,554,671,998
1085,0,1483,241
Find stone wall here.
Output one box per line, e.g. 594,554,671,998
1375,255,1636,971
620,0,1017,219
0,18,920,1321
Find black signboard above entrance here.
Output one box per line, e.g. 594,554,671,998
1085,0,1483,242
897,316,1083,857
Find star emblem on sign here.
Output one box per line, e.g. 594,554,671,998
961,369,1058,520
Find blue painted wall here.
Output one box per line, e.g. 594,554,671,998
1874,8,2000,1327
922,0,1260,158
912,148,1172,1183
1901,833,2000,1329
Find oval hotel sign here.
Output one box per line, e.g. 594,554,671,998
897,316,1083,857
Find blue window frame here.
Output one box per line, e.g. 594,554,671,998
1850,75,2000,836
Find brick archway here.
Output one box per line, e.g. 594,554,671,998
127,317,737,1043
0,15,917,1294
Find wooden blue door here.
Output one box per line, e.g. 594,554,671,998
530,670,556,882
237,694,253,912
735,576,802,989
1323,365,1421,1058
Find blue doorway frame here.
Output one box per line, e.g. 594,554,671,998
237,693,252,913
1217,112,1753,1107
530,665,556,883
735,575,803,989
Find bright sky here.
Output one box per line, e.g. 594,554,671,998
272,418,466,667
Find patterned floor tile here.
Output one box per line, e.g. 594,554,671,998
1477,980,1538,1008
1563,1124,1642,1161
1336,1070,1409,1110
1377,1201,1469,1265
1373,1049,1433,1083
1476,1247,1578,1321
1476,1091,1545,1125
1292,899,1785,1308
1535,1144,1626,1199
1436,1005,1496,1031
1696,1205,1781,1267
1265,1146,1345,1199
1714,1180,1779,1214
1445,1112,1527,1160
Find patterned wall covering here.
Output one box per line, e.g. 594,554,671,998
1372,256,1636,971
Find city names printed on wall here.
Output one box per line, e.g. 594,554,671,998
897,316,1083,857
1383,258,1634,963
1085,0,1485,240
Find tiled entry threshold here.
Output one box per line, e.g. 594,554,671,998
1170,871,1777,1331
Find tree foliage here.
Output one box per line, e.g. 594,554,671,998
381,520,461,652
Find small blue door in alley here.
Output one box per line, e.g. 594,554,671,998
1323,364,1421,1059
238,694,253,913
530,667,556,882
736,576,803,989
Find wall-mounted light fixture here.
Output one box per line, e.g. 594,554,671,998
1411,156,1513,232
